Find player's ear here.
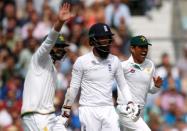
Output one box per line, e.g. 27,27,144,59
89,40,93,46
130,46,135,54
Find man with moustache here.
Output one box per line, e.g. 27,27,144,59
62,23,140,131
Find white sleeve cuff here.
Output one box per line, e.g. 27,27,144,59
46,28,59,44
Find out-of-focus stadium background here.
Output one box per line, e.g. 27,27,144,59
0,0,187,130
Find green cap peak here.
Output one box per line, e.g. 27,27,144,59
130,35,152,46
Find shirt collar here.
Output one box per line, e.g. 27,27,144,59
128,55,145,70
90,51,111,64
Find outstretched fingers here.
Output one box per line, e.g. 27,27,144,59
62,2,70,11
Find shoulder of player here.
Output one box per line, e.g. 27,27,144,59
108,54,120,60
108,54,121,64
120,59,130,70
144,58,155,69
145,58,154,65
121,59,129,65
76,52,91,62
73,52,91,67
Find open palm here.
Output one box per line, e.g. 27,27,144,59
58,3,74,23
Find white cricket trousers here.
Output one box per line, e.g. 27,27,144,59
21,113,67,131
117,105,151,131
119,116,151,131
79,106,120,131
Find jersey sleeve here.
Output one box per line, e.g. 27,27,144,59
32,28,59,67
114,58,132,103
63,57,84,107
148,61,160,94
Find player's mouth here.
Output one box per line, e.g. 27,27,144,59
140,52,147,58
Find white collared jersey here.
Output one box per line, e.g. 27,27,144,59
117,56,159,108
68,52,132,107
21,29,59,115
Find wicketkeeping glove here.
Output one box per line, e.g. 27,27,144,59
117,104,132,117
117,102,141,122
127,102,141,122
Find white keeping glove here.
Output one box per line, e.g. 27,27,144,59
117,104,133,117
127,102,141,122
117,102,141,122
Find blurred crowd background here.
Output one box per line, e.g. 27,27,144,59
0,0,187,130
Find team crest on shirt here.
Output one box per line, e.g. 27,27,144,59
108,63,112,72
144,68,151,74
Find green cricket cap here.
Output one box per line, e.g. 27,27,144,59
55,35,69,48
130,35,152,46
43,34,69,48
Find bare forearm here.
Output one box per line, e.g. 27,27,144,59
53,20,64,32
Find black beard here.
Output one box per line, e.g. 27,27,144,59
50,50,66,61
95,47,109,59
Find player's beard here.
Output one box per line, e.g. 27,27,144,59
50,50,66,62
94,46,110,59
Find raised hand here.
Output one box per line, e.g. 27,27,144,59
54,2,74,32
58,3,74,23
153,76,163,88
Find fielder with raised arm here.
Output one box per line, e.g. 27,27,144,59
61,23,140,131
117,35,163,131
21,3,73,131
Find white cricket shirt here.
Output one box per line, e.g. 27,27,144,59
117,56,159,109
21,29,59,115
68,52,132,107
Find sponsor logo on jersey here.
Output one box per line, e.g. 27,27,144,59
91,60,100,65
130,68,135,73
44,127,48,131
